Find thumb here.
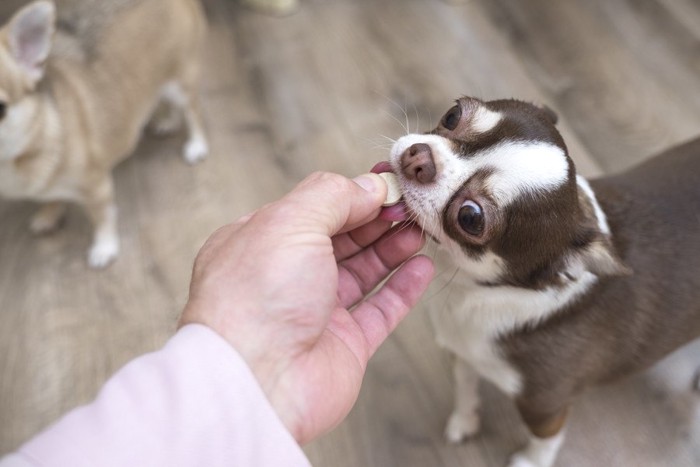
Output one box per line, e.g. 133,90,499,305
280,171,388,236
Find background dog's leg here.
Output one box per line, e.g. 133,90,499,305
84,177,119,269
29,202,67,234
445,357,481,443
509,404,569,467
180,87,208,164
159,81,208,164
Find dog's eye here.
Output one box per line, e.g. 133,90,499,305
458,200,484,236
0,102,6,121
441,105,461,131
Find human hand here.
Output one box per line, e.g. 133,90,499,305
179,171,434,444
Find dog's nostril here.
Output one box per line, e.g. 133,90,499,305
401,143,436,184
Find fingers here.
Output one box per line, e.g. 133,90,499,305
337,223,425,309
276,172,388,237
332,217,393,262
351,255,434,357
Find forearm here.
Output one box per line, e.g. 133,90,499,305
1,324,310,467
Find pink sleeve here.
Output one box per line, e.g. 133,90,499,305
1,324,311,467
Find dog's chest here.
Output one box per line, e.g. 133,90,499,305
429,286,523,395
429,255,599,395
0,164,41,199
0,159,81,201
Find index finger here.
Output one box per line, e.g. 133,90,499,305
332,217,393,262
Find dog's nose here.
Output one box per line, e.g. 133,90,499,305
401,143,436,184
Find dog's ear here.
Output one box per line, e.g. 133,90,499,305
561,177,631,279
560,237,630,282
539,105,558,125
559,179,631,281
577,241,630,277
6,1,56,86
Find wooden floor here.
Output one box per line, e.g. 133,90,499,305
1,0,700,465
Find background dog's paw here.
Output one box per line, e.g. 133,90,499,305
88,239,119,269
507,453,538,467
29,204,66,234
183,138,208,164
444,411,480,443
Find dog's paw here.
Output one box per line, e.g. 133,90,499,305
30,205,66,234
507,453,538,467
88,238,119,269
444,411,480,443
183,137,208,164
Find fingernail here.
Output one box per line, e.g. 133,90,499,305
352,174,381,193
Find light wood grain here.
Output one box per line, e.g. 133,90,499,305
1,0,699,465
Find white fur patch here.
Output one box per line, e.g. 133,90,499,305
88,204,119,269
508,431,566,467
576,175,610,235
0,96,67,199
471,107,502,133
160,81,189,107
0,98,40,162
184,137,208,164
479,141,569,206
431,307,523,394
445,359,481,442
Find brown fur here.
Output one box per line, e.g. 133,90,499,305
500,138,700,435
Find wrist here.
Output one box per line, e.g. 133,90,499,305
179,309,307,441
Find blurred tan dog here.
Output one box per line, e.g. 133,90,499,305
0,0,207,268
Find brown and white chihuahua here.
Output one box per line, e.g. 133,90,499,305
383,97,700,466
0,0,207,268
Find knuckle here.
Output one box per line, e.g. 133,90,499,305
306,171,348,190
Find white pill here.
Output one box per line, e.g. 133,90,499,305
378,172,402,206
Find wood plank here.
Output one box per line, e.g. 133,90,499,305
477,0,700,173
1,1,698,466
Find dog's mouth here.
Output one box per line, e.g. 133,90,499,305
371,161,409,222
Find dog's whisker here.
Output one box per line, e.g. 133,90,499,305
374,90,411,136
402,98,411,136
381,108,410,136
378,134,397,144
425,266,460,300
411,100,421,135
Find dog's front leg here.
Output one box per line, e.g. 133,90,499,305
508,402,569,467
445,357,481,442
83,177,119,269
158,81,208,164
